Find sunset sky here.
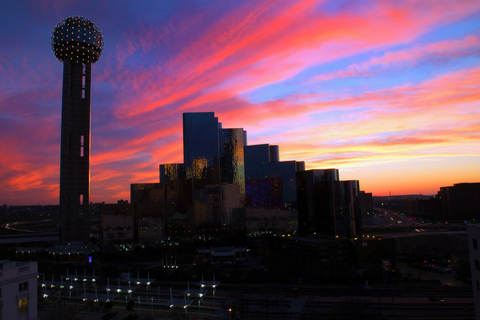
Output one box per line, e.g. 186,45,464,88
1,0,480,205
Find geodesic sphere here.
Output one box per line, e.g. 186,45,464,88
51,16,104,64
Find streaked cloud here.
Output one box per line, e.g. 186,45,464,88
1,0,479,204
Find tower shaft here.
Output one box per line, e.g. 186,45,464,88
59,59,92,243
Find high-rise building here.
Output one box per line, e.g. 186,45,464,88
151,113,365,239
220,128,246,191
296,169,361,238
131,183,164,242
183,112,220,167
297,169,339,235
51,16,104,243
159,113,247,233
244,144,305,208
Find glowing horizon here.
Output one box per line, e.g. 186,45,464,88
1,0,479,205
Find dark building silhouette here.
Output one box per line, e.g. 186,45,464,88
159,164,192,237
359,191,374,217
183,112,221,168
130,183,164,243
51,16,104,243
436,182,480,219
244,144,305,208
100,200,134,245
406,197,437,218
297,169,361,238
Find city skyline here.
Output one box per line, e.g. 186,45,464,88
1,0,480,205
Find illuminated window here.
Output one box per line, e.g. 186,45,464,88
18,297,28,315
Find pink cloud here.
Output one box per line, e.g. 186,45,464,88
111,0,480,124
314,34,480,81
3,0,480,204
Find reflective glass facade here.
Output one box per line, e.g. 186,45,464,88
183,112,220,167
220,128,246,193
244,144,304,207
159,163,193,237
135,112,365,240
158,113,247,235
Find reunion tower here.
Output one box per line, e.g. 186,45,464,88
51,16,104,243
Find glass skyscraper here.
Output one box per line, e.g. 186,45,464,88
159,113,246,234
183,112,220,167
244,144,305,208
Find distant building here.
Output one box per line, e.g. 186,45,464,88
436,183,480,219
183,112,221,168
406,197,437,218
296,169,338,236
0,260,37,320
359,191,373,217
160,163,193,237
244,144,305,208
246,207,297,234
130,183,164,242
467,225,480,320
140,112,367,241
100,201,134,244
160,113,246,235
196,246,248,264
296,169,361,238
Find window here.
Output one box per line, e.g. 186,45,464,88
475,260,480,271
477,281,480,292
19,281,28,292
80,135,84,157
18,297,28,315
474,238,478,250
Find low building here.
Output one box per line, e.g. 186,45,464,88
0,260,37,320
196,246,248,264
